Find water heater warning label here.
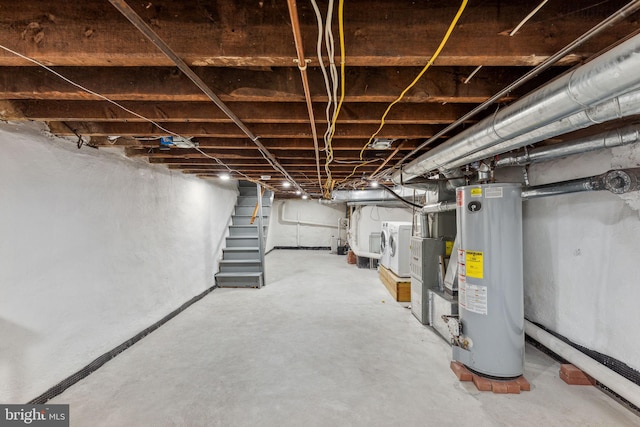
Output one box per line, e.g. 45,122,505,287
459,283,488,315
465,251,484,279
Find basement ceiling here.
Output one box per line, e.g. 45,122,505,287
0,0,638,197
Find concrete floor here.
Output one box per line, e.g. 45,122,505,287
52,250,639,426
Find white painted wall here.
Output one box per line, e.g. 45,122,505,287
266,199,345,250
522,143,640,371
348,206,413,255
0,122,238,402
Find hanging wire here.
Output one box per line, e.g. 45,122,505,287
323,0,346,197
335,0,469,187
309,0,337,197
0,43,256,181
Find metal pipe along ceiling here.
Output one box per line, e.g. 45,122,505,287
521,168,640,199
495,125,640,167
392,33,640,184
397,0,640,166
444,89,640,171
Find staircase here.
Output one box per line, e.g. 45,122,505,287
215,181,272,288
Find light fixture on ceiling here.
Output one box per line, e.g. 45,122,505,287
302,195,308,200
295,190,302,195
282,181,291,188
219,173,230,181
261,175,272,181
159,136,196,148
370,181,379,188
369,138,395,150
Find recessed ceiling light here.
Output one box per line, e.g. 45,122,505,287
219,173,230,181
302,195,308,199
282,181,291,188
370,181,379,188
260,175,271,180
295,190,302,195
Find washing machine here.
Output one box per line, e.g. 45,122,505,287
380,222,392,269
388,222,412,277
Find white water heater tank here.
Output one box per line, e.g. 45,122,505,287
453,183,524,378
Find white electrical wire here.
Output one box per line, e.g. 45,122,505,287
325,0,339,153
310,0,334,151
510,0,549,36
0,43,256,181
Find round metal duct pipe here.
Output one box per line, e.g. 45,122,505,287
393,34,640,184
444,90,640,171
495,125,640,167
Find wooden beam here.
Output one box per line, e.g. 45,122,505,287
0,0,631,67
2,100,477,124
0,66,530,103
167,163,379,171
124,147,411,160
95,137,427,151
149,158,393,166
49,121,445,139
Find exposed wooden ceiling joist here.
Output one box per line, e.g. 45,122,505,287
0,0,634,67
1,0,637,196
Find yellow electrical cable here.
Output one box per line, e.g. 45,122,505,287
361,0,468,160
337,0,468,186
324,0,346,197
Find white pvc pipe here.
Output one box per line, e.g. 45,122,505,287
346,234,382,260
525,320,640,409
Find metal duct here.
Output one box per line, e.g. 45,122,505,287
421,201,457,214
521,168,640,199
495,125,640,167
398,0,640,165
444,89,640,170
331,187,427,203
393,34,640,184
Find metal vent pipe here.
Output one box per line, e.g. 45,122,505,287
521,168,640,199
444,89,640,171
393,34,640,184
495,125,640,167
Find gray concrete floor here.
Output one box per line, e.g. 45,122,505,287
52,250,639,426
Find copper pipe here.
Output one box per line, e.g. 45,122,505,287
286,0,324,194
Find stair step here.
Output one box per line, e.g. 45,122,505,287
232,215,256,225
215,271,263,288
235,205,271,216
226,235,259,247
222,247,260,260
229,225,267,236
219,259,263,273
